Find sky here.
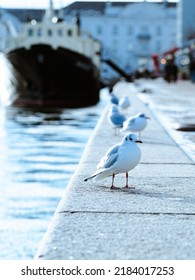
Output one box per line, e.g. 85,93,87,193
0,0,179,9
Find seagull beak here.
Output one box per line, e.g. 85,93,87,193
146,116,150,119
136,140,142,143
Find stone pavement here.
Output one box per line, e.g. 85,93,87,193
35,80,195,260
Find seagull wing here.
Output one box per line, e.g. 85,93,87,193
110,113,126,126
123,117,136,130
97,144,119,169
84,144,121,182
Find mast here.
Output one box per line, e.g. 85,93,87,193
44,0,55,21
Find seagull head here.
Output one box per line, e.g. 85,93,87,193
123,133,142,144
138,113,150,120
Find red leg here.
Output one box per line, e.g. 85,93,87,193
110,174,118,189
125,172,135,189
125,172,129,188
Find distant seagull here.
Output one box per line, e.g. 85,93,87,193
122,113,150,141
84,133,142,189
108,104,126,134
110,93,119,105
119,96,131,110
108,87,119,105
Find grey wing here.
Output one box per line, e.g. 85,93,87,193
97,144,119,169
127,117,136,126
111,113,126,126
123,116,136,129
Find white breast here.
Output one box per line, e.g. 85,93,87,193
112,143,141,173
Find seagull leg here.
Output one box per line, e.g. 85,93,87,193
125,172,129,188
110,174,119,189
125,172,135,189
139,131,141,141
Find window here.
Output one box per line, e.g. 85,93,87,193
37,28,42,37
127,25,133,36
112,25,118,36
140,25,149,34
156,26,161,36
112,39,118,51
139,40,150,51
96,25,102,35
58,29,63,36
156,40,161,52
67,29,72,36
47,29,52,36
127,42,133,51
28,29,33,36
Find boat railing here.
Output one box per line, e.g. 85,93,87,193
4,21,101,68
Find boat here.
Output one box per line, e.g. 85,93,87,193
3,0,101,108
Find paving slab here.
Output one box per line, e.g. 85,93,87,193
36,213,195,260
56,176,195,214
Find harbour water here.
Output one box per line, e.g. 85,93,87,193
0,54,108,260
0,103,107,259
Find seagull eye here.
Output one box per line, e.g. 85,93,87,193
125,137,128,141
129,137,132,141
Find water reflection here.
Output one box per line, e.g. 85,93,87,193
0,53,15,106
0,95,106,259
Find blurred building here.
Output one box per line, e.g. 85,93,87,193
2,1,178,80
64,1,177,79
177,0,195,47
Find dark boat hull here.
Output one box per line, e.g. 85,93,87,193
6,44,100,108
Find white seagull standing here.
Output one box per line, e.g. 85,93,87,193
107,104,126,134
110,92,119,105
108,86,119,105
122,113,150,141
119,95,131,110
84,133,142,189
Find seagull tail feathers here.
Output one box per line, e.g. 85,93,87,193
84,171,106,182
84,174,97,182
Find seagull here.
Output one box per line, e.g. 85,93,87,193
107,104,126,134
84,133,142,189
110,93,119,105
108,87,119,105
119,96,131,110
122,113,150,141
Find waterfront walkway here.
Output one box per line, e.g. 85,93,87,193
35,80,195,260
